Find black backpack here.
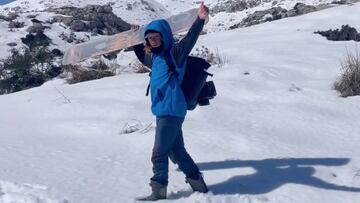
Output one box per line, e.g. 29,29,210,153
146,55,216,110
181,56,216,110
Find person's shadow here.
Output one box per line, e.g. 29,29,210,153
194,158,360,195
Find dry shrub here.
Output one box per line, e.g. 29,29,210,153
132,60,150,73
191,46,229,67
334,49,360,97
0,47,61,94
63,59,115,84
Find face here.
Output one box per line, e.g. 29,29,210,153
146,33,162,48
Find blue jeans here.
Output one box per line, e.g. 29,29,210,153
151,116,200,186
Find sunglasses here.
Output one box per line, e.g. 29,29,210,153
146,34,162,41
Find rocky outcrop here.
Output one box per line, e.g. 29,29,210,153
21,31,52,49
0,12,18,21
211,0,265,14
8,21,25,29
287,3,317,17
26,21,50,33
51,49,64,57
238,7,287,27
58,32,89,44
331,0,351,4
49,4,131,35
315,25,360,41
230,3,322,29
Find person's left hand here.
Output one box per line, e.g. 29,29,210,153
131,25,140,32
197,2,209,20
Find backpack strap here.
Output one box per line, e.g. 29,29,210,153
206,71,214,77
164,49,181,85
145,50,179,96
146,71,151,96
164,51,177,75
145,53,153,96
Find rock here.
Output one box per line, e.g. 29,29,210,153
331,0,350,4
49,5,131,35
58,32,87,44
6,42,17,47
287,3,317,17
126,4,133,10
211,0,259,14
53,16,74,26
240,7,287,27
97,4,112,13
7,12,19,21
21,31,52,49
26,14,38,19
69,20,86,32
31,18,43,24
103,50,120,60
315,25,360,41
51,49,63,57
26,23,48,33
0,12,19,21
8,21,25,29
238,3,319,28
59,32,76,43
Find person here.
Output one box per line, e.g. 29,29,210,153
132,2,210,201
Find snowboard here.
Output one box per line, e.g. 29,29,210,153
62,8,207,65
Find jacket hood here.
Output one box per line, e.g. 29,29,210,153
144,19,174,52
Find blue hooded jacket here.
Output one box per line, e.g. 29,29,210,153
144,19,187,117
134,18,205,118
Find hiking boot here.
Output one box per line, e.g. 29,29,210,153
186,173,208,193
137,180,167,201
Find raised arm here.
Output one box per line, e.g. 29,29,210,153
173,2,209,67
133,43,146,63
131,25,152,68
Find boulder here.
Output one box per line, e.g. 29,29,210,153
287,3,317,17
49,4,131,35
6,42,17,47
315,25,360,41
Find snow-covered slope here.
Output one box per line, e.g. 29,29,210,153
0,0,348,62
206,0,339,32
1,2,360,203
0,0,172,61
0,0,170,24
0,0,167,61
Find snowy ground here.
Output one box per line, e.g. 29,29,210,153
1,2,360,203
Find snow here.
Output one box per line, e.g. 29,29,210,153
0,0,170,24
0,181,66,203
1,1,360,203
206,0,338,32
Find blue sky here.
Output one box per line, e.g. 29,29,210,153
0,0,15,5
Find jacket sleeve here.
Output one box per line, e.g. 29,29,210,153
173,17,205,67
133,43,152,68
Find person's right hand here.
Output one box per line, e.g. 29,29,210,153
197,2,209,20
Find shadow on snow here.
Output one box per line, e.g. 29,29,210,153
194,157,360,195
